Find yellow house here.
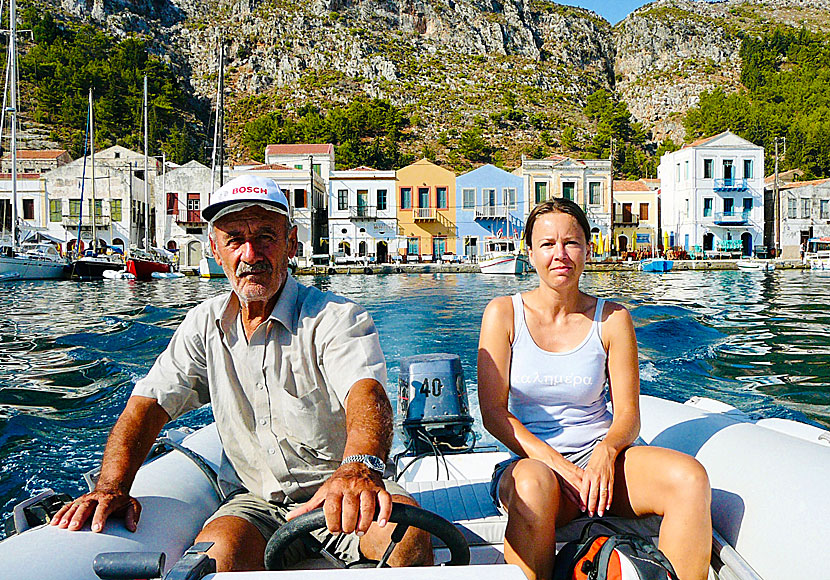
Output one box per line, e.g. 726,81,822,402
396,159,457,259
612,180,659,255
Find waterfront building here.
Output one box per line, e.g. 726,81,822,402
764,176,830,258
396,159,456,261
264,143,335,185
0,172,49,245
157,161,327,271
37,145,154,254
455,164,525,261
328,167,399,264
520,155,612,257
1,149,71,174
658,131,764,257
611,179,659,256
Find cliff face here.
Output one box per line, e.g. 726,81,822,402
28,0,830,161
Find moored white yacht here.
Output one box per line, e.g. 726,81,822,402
478,237,528,275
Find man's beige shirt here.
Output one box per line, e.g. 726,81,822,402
132,275,387,503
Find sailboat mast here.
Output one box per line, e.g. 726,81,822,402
89,89,97,254
209,40,224,198
218,41,224,188
9,0,18,249
143,75,149,250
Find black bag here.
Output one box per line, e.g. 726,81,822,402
553,520,679,580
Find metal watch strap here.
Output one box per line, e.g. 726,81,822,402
341,454,385,474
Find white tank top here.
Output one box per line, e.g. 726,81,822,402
508,293,613,455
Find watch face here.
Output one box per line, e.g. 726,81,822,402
365,455,385,472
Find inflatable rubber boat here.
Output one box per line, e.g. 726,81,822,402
2,354,828,580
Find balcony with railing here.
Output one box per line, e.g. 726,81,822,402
349,205,377,220
714,210,751,225
475,204,508,220
714,178,749,191
172,208,205,224
62,214,110,227
414,207,437,220
613,212,639,226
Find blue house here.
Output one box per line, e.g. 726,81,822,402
455,164,526,259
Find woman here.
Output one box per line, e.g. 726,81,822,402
478,199,711,580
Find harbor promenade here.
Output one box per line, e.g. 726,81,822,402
294,259,807,275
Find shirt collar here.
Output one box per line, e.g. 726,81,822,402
216,275,299,336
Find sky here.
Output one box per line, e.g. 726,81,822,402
563,1,654,24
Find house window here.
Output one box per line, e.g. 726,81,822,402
821,199,829,219
400,187,412,209
684,160,689,180
436,187,448,209
676,164,681,182
724,198,734,215
685,199,690,217
743,159,753,179
166,192,178,215
562,182,575,201
337,189,348,211
377,189,387,211
801,198,811,219
433,237,446,256
639,203,649,221
504,187,517,209
462,188,475,209
588,182,601,205
703,159,713,179
723,159,734,181
407,237,419,255
703,198,713,217
294,164,302,169
69,199,81,218
788,198,797,219
483,188,496,207
22,199,34,220
187,193,200,222
534,182,547,204
464,236,477,257
418,187,430,208
294,189,306,208
312,164,321,176
49,199,61,222
88,199,103,218
111,199,122,222
742,198,752,215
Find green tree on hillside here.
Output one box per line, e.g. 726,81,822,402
684,27,830,178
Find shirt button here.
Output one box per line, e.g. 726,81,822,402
257,383,264,390
259,419,267,426
268,448,276,455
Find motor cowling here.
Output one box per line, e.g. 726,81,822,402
397,353,474,454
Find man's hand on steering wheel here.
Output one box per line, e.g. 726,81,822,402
285,463,393,536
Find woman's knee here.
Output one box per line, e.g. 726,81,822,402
665,456,711,505
505,459,561,514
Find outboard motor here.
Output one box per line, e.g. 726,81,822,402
397,353,474,455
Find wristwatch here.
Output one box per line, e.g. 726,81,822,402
341,454,386,474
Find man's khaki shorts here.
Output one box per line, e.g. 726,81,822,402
204,479,412,567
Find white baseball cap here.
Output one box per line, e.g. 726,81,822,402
202,174,290,223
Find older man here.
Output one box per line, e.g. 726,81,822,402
51,175,431,571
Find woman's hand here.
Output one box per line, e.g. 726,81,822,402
579,442,616,517
544,457,585,510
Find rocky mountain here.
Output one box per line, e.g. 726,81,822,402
21,0,830,166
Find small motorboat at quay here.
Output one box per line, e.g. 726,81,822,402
2,353,828,580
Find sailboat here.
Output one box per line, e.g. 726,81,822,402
125,76,172,280
0,0,66,281
479,212,528,275
198,40,226,279
66,90,126,280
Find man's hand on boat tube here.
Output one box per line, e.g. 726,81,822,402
285,462,392,535
50,488,142,533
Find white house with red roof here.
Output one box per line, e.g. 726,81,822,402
1,149,71,174
658,130,764,257
264,144,335,184
328,166,399,264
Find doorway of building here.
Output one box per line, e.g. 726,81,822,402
703,233,714,251
618,235,628,253
377,241,388,263
741,232,752,256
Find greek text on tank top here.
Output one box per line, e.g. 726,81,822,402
508,293,612,455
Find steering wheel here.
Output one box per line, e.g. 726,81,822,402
264,503,470,570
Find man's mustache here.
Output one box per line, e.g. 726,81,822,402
236,261,273,276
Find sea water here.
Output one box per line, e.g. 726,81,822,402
1,270,829,531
